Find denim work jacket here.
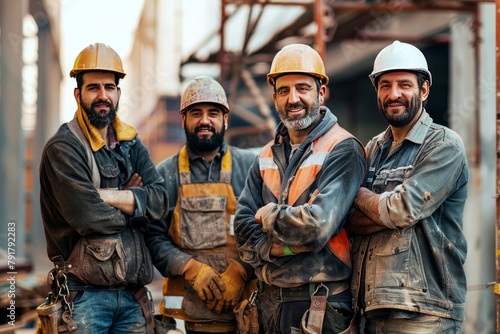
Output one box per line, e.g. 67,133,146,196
351,111,469,321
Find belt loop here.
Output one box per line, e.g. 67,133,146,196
274,286,284,302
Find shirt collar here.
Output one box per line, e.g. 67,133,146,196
379,109,432,145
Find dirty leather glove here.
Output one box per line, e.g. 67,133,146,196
207,260,247,314
183,259,226,302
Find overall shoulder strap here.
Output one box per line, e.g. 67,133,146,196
68,118,100,188
178,146,191,185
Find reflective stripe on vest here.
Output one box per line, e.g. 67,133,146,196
258,123,363,267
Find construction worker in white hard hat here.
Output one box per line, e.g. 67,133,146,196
347,41,469,333
146,76,257,334
39,43,169,333
234,44,366,333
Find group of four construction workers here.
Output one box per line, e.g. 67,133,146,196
38,40,468,334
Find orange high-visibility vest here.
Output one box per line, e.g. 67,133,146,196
259,123,364,267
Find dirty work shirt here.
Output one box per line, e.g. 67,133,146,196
146,141,257,278
235,108,366,288
350,110,469,321
40,122,168,286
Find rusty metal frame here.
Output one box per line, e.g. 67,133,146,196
496,0,500,330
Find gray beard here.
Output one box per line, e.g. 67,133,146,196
283,110,318,131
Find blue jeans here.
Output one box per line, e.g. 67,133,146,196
364,314,463,334
70,290,146,333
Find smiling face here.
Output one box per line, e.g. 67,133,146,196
273,74,325,132
74,71,120,128
376,71,429,127
182,102,228,153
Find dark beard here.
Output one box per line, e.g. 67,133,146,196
185,124,225,152
377,94,421,127
81,100,118,128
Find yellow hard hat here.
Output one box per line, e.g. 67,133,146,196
69,43,126,79
180,76,229,114
267,44,329,86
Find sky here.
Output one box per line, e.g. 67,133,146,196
60,0,145,122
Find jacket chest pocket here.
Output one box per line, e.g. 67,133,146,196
180,195,227,250
372,165,412,194
99,164,120,188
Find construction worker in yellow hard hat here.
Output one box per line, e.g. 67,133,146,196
38,43,169,333
348,41,469,333
234,43,366,333
146,76,257,334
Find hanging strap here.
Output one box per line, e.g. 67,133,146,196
68,118,100,188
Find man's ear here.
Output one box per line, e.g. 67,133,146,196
224,113,228,130
272,92,278,110
421,81,430,101
319,85,326,105
117,87,121,100
181,114,186,130
74,88,81,104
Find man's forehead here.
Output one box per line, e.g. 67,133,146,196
186,102,223,112
275,74,316,86
379,71,418,82
82,71,116,84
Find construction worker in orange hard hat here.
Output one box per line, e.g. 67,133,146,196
347,41,469,333
234,43,366,333
38,43,168,333
146,76,257,334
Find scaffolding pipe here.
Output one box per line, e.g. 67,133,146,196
496,0,500,329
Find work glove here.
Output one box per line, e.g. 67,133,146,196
207,259,247,314
183,259,226,302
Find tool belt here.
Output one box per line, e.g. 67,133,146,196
260,280,348,303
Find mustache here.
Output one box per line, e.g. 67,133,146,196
286,102,307,112
91,100,111,108
194,125,216,133
384,98,408,108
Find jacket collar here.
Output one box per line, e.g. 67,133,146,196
380,109,432,145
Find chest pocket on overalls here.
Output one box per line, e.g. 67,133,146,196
180,195,227,250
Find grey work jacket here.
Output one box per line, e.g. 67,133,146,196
351,111,469,320
40,122,168,287
235,108,366,291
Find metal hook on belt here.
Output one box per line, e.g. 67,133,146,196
312,282,329,298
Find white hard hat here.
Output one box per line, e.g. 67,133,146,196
369,40,432,87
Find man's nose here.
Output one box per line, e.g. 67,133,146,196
288,88,300,104
97,86,108,100
199,112,210,125
388,85,402,100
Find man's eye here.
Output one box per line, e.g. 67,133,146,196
278,90,288,96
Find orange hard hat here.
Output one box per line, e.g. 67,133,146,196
69,43,126,79
267,44,329,86
180,76,229,114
